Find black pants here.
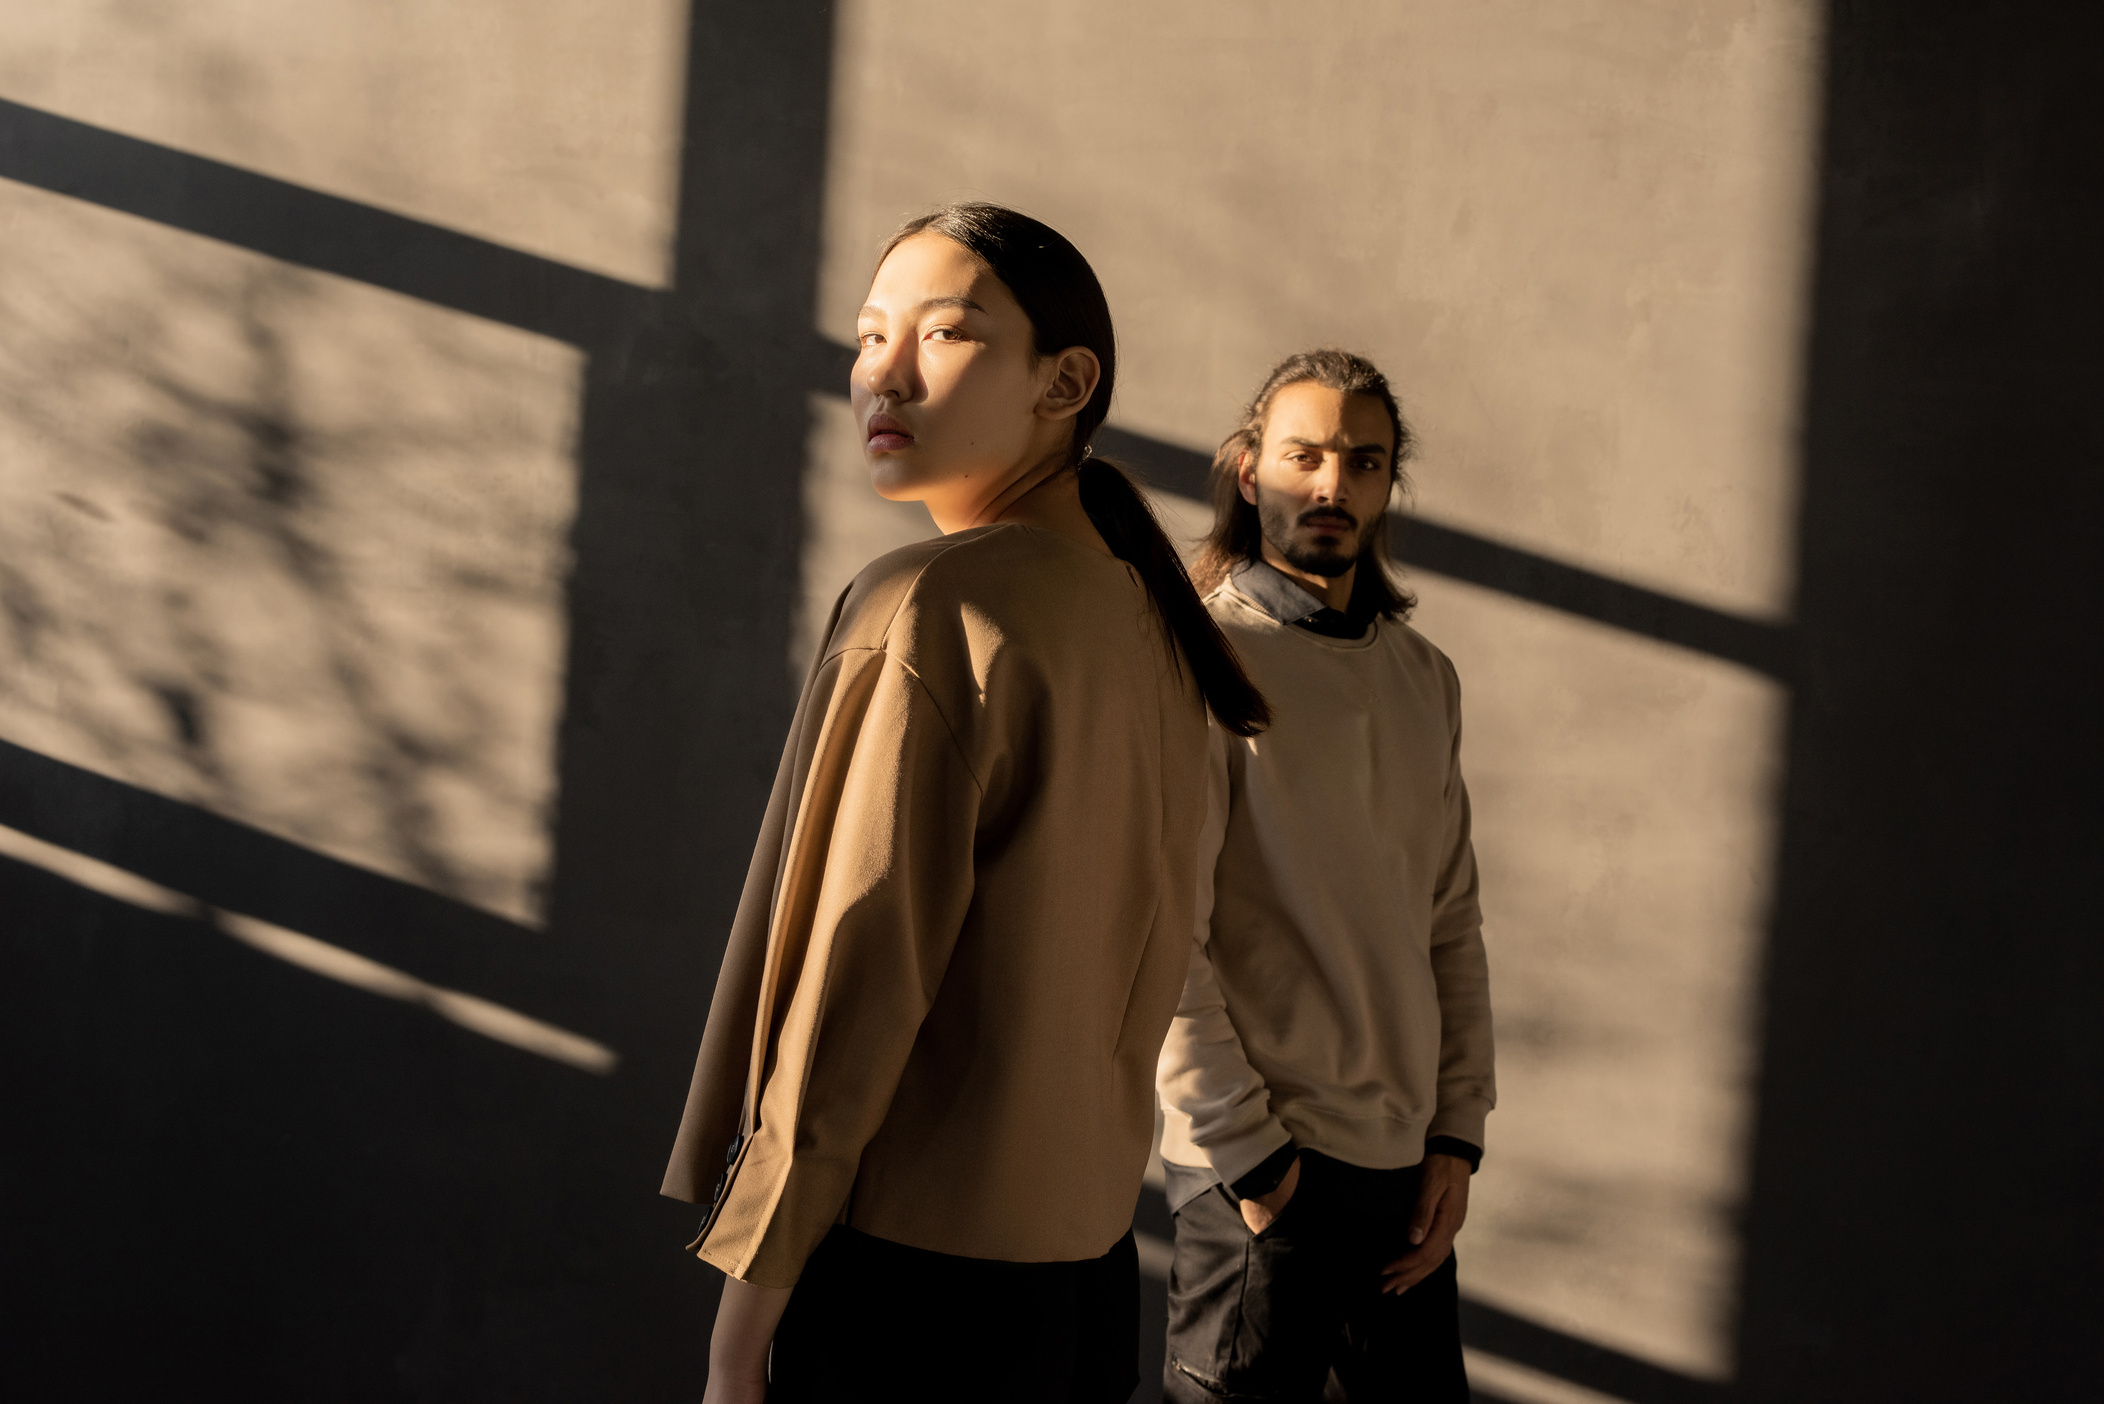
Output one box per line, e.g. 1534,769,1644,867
769,1225,1139,1402
1163,1152,1468,1403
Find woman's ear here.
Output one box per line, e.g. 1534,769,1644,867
1035,346,1102,423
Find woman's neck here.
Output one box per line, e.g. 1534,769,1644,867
928,446,1112,556
989,459,1112,556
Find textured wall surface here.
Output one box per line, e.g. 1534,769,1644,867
0,0,686,919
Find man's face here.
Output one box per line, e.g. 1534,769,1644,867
1238,382,1395,578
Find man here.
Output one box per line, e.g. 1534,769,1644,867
1156,348,1495,1402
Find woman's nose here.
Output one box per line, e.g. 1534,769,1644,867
862,339,918,403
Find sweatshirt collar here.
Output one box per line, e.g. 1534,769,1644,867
1230,558,1375,641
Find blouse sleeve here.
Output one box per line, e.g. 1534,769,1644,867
1156,723,1295,1183
666,642,984,1287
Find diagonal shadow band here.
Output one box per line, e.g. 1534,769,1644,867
0,737,596,1033
0,96,658,346
1096,424,1796,681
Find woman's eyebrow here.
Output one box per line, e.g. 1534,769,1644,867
858,294,987,320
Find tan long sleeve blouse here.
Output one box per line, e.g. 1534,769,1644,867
663,523,1209,1287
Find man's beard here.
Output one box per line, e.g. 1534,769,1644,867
1254,484,1374,579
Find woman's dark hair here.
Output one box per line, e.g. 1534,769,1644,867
881,203,1270,736
1190,348,1417,622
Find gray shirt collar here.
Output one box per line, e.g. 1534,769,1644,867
1229,558,1373,640
1231,557,1328,624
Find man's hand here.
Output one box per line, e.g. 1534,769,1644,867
1238,1154,1302,1235
1379,1151,1470,1294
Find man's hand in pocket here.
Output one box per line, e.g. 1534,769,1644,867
1238,1154,1303,1235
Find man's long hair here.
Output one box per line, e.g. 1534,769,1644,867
1191,348,1417,622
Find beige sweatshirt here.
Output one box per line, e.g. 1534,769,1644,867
663,523,1208,1286
1156,569,1495,1182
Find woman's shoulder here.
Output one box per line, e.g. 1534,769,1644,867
824,526,1094,660
829,525,1127,653
819,533,970,655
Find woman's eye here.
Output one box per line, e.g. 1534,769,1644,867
927,327,963,342
857,332,883,348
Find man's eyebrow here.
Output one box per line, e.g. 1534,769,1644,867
857,294,986,320
1276,435,1392,456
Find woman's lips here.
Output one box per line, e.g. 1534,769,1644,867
866,413,914,453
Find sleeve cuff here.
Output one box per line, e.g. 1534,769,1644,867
1426,1095,1492,1155
1423,1135,1482,1173
1195,1119,1295,1189
1227,1140,1299,1200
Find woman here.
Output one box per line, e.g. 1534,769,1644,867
661,203,1268,1402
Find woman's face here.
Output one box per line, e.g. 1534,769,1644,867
853,232,1072,527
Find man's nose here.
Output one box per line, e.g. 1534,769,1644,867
1309,454,1350,503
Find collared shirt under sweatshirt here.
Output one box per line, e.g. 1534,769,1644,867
663,523,1208,1287
1157,561,1495,1186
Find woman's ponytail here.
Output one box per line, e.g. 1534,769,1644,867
882,202,1269,736
1076,458,1270,737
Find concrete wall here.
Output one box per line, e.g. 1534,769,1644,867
2,3,2095,1401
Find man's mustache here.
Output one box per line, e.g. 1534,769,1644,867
1295,507,1359,531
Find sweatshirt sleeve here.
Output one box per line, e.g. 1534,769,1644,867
685,644,983,1287
1425,656,1496,1150
1155,724,1295,1185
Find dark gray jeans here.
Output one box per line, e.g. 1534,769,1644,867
1163,1151,1468,1402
